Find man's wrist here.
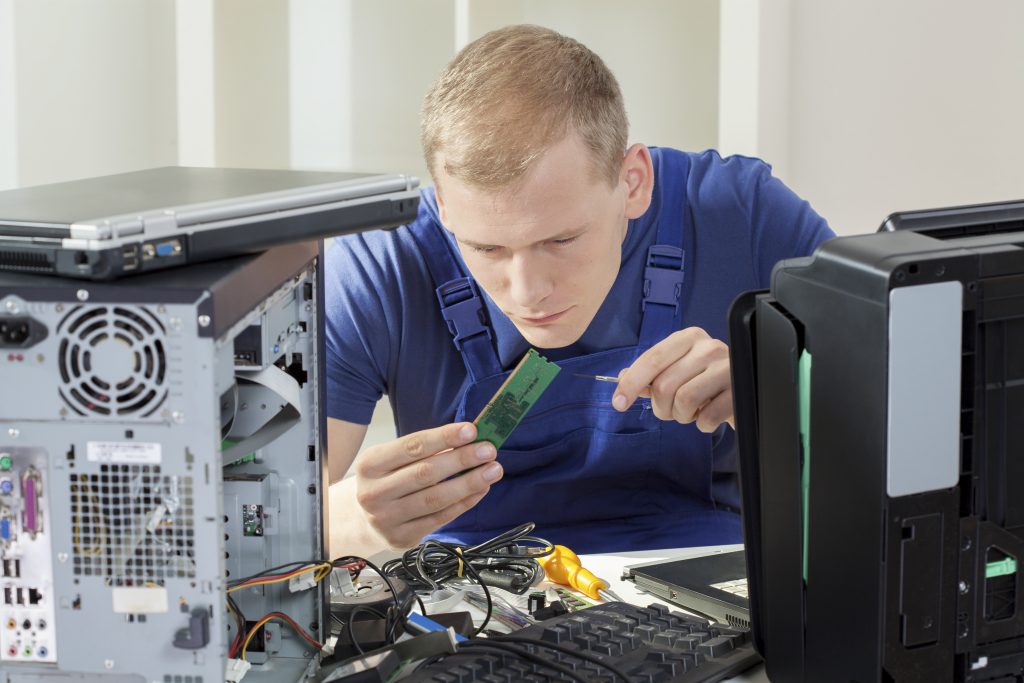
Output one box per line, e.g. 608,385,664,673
328,478,389,558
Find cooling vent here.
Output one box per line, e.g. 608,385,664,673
57,306,168,417
0,250,54,273
70,464,195,582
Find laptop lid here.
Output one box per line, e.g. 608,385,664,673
0,166,420,279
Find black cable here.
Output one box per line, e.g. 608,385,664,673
332,555,410,651
380,523,553,596
458,641,590,683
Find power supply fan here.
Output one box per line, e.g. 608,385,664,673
57,305,169,417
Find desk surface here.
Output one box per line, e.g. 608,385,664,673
578,545,767,683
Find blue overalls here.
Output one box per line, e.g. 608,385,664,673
411,168,742,553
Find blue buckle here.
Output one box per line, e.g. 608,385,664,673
437,277,492,349
642,245,685,311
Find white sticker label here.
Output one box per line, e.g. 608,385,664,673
86,441,162,464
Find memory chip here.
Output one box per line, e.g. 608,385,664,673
474,349,561,448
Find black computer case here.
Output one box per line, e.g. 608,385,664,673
729,201,1024,682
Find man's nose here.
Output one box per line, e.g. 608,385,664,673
507,253,553,309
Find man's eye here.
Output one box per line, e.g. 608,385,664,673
552,236,579,247
471,245,498,254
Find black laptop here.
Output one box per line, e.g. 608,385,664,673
0,166,419,280
622,549,751,629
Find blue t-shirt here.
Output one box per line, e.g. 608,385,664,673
325,148,834,434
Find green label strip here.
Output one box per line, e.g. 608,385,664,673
474,349,561,449
799,350,812,584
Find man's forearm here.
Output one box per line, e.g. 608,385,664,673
327,477,391,558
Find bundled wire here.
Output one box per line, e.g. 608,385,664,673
381,523,552,593
226,559,333,659
239,611,323,661
227,561,332,594
380,523,553,637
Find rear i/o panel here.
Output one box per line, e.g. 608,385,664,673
0,447,56,664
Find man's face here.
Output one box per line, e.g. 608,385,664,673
436,134,647,350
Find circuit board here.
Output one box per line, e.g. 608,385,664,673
473,349,560,448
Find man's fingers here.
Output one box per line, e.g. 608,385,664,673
359,422,478,478
695,390,734,433
388,488,491,549
371,462,502,532
669,360,729,423
613,328,707,410
360,439,497,504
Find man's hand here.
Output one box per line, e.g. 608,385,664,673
612,327,734,432
353,422,502,549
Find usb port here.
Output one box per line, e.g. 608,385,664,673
3,586,11,605
0,559,16,578
121,245,139,271
15,587,24,605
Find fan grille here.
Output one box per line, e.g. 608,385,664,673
57,306,168,417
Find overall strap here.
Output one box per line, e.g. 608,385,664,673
408,219,503,381
638,157,689,348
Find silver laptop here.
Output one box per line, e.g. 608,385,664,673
0,166,420,280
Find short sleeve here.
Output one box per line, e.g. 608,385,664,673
747,162,835,286
323,235,394,425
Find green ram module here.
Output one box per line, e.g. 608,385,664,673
474,348,561,448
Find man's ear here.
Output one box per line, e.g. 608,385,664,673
621,144,654,220
434,183,449,226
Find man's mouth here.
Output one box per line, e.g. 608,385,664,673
519,307,572,325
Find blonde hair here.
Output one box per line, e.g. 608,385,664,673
421,24,628,190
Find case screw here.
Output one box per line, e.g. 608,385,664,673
58,553,68,563
104,659,114,669
307,485,316,495
7,428,18,438
197,315,211,328
959,580,970,595
76,289,89,301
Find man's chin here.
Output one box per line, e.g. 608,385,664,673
514,324,584,351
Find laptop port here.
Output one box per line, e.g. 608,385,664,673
121,245,139,271
154,240,182,258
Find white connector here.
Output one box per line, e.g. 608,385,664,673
288,570,318,593
225,658,251,683
320,635,339,658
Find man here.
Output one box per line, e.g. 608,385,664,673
326,25,833,556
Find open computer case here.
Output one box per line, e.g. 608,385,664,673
729,200,1024,681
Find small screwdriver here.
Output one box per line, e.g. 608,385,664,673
573,373,621,383
536,544,623,602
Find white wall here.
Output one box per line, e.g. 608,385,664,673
772,0,1024,234
11,0,178,188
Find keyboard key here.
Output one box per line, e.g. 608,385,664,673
634,624,658,642
540,626,568,644
698,635,738,658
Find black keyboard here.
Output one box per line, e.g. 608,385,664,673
407,601,761,683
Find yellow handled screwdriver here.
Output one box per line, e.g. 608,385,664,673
536,545,623,602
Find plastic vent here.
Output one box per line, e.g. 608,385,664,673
70,464,195,582
57,305,168,417
0,249,53,272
